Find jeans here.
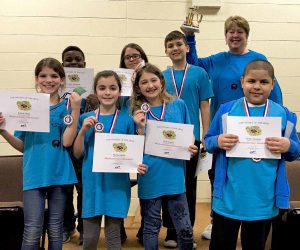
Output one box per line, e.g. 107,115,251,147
83,216,122,250
141,193,194,250
22,186,67,250
162,140,201,229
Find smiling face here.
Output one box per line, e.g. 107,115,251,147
241,69,275,105
123,47,143,69
225,24,248,54
137,71,163,105
165,38,189,64
35,66,64,95
62,50,86,68
95,76,121,110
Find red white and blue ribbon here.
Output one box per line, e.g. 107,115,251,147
243,97,269,117
147,101,166,121
95,107,119,133
170,63,189,98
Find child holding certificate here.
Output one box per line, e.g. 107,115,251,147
72,70,147,250
162,30,213,248
0,57,81,249
132,63,198,250
205,59,300,250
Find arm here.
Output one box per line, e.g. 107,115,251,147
269,79,283,105
200,99,210,148
73,116,96,159
0,113,24,152
0,130,24,152
63,92,82,147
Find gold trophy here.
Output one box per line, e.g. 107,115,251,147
181,7,203,33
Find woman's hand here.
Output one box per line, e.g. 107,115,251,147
218,134,239,151
137,164,148,175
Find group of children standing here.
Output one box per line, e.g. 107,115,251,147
0,15,300,250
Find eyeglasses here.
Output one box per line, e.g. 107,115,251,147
124,54,141,60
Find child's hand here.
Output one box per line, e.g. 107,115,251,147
218,134,239,151
188,144,198,158
0,112,5,133
69,92,82,111
86,94,99,110
134,110,146,130
265,137,291,154
137,164,148,175
81,116,97,133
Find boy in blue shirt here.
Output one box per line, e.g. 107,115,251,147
205,59,300,250
162,30,214,248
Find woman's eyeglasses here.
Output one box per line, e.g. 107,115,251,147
124,54,141,60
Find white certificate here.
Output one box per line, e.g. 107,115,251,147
195,150,212,177
0,91,49,132
92,133,145,173
226,116,281,159
63,67,94,98
110,68,134,96
144,120,194,160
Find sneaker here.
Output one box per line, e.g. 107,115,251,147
163,228,177,248
193,240,197,249
201,223,212,240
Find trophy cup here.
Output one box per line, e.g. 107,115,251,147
181,7,203,33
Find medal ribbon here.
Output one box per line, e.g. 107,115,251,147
147,101,166,121
61,92,71,112
170,63,189,98
243,98,269,117
95,107,119,133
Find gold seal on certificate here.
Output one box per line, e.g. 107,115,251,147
63,115,73,125
141,103,150,113
95,122,104,133
181,7,203,33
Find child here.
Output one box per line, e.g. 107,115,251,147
0,57,81,249
205,59,300,250
132,63,198,250
72,70,147,250
162,30,213,248
61,45,97,244
119,43,149,243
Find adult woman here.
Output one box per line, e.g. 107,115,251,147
181,15,283,241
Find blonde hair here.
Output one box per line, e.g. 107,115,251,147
130,63,173,115
224,16,250,38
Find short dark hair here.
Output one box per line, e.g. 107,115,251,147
164,30,187,48
62,46,85,61
119,43,148,68
243,59,275,79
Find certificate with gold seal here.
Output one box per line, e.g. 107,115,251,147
226,116,281,159
109,68,134,96
63,67,94,98
0,91,49,132
144,120,194,160
92,133,145,173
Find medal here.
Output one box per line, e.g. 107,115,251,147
141,103,150,113
94,122,104,133
170,63,189,98
63,93,73,125
63,114,73,125
243,98,269,163
94,107,119,133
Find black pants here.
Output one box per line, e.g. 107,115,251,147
162,140,201,228
64,158,83,234
210,212,271,250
